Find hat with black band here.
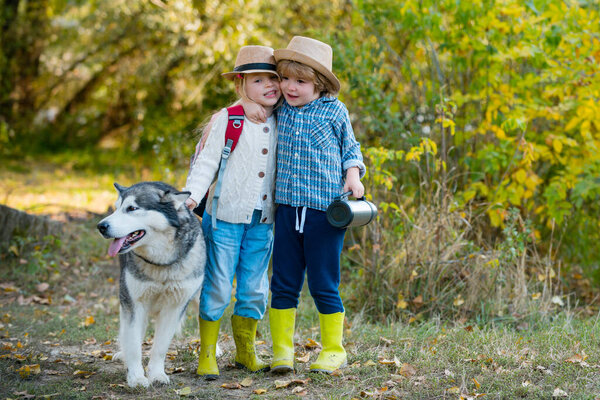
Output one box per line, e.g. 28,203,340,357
222,46,279,80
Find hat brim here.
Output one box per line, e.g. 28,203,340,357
274,49,341,93
222,70,279,80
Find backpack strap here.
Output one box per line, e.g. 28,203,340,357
211,105,245,229
225,104,244,152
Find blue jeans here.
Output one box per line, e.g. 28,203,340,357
199,210,273,321
270,205,346,314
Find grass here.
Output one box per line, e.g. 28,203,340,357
3,157,600,399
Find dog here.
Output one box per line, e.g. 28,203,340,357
97,181,206,387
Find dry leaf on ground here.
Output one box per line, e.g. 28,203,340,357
221,382,241,389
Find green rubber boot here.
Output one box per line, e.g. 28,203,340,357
196,318,220,380
269,308,296,373
309,312,347,373
231,315,269,372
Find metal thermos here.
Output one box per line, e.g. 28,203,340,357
326,191,377,228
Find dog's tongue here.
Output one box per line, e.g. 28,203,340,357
108,237,127,257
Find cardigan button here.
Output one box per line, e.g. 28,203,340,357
262,148,268,154
262,218,267,223
262,195,267,200
263,127,270,133
258,171,265,178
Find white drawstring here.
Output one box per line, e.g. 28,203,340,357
295,206,307,233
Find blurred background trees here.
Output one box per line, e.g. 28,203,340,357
2,0,599,321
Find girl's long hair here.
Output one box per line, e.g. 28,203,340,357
192,73,280,153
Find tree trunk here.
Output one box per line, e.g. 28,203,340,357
0,204,63,246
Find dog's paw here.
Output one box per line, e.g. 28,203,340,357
148,370,170,386
113,351,123,362
127,372,149,388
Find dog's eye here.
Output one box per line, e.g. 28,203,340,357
126,206,138,212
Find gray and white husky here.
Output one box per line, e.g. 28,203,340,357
97,181,206,387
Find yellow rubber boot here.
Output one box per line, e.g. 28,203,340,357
196,318,220,380
231,315,269,372
269,308,296,373
309,312,347,373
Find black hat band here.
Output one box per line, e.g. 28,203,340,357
233,63,277,72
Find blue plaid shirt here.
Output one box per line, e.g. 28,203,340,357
276,97,366,211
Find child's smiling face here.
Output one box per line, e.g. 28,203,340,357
242,73,281,109
280,74,319,107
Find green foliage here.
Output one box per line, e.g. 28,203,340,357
7,234,62,277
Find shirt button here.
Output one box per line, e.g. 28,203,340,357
293,174,297,178
295,131,299,135
262,217,267,223
258,171,265,178
262,148,268,154
262,195,267,200
263,127,270,133
294,153,299,158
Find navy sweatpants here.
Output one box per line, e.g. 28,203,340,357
270,204,346,314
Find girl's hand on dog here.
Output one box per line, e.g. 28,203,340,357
185,198,197,210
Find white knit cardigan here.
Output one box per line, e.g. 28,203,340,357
184,109,277,224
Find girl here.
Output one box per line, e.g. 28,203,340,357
184,45,280,379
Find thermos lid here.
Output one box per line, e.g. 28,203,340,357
326,200,352,228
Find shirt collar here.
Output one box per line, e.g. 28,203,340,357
285,96,336,112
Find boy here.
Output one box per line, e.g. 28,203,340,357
249,36,365,374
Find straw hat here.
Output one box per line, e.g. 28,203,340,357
222,45,278,80
274,36,340,93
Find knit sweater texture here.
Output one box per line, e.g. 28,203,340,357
184,109,277,224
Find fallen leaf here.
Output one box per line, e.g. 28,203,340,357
472,377,481,389
447,386,460,394
291,386,307,396
551,296,564,306
363,360,377,367
83,316,95,327
275,379,291,389
400,363,417,377
12,391,34,399
296,352,310,363
73,370,95,378
176,386,192,396
36,283,50,293
292,378,311,385
221,382,241,389
379,337,393,345
240,377,253,387
254,388,267,394
16,364,41,378
565,354,587,364
412,295,423,306
303,338,320,349
552,388,568,397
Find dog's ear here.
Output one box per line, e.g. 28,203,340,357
160,190,191,210
114,183,128,194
